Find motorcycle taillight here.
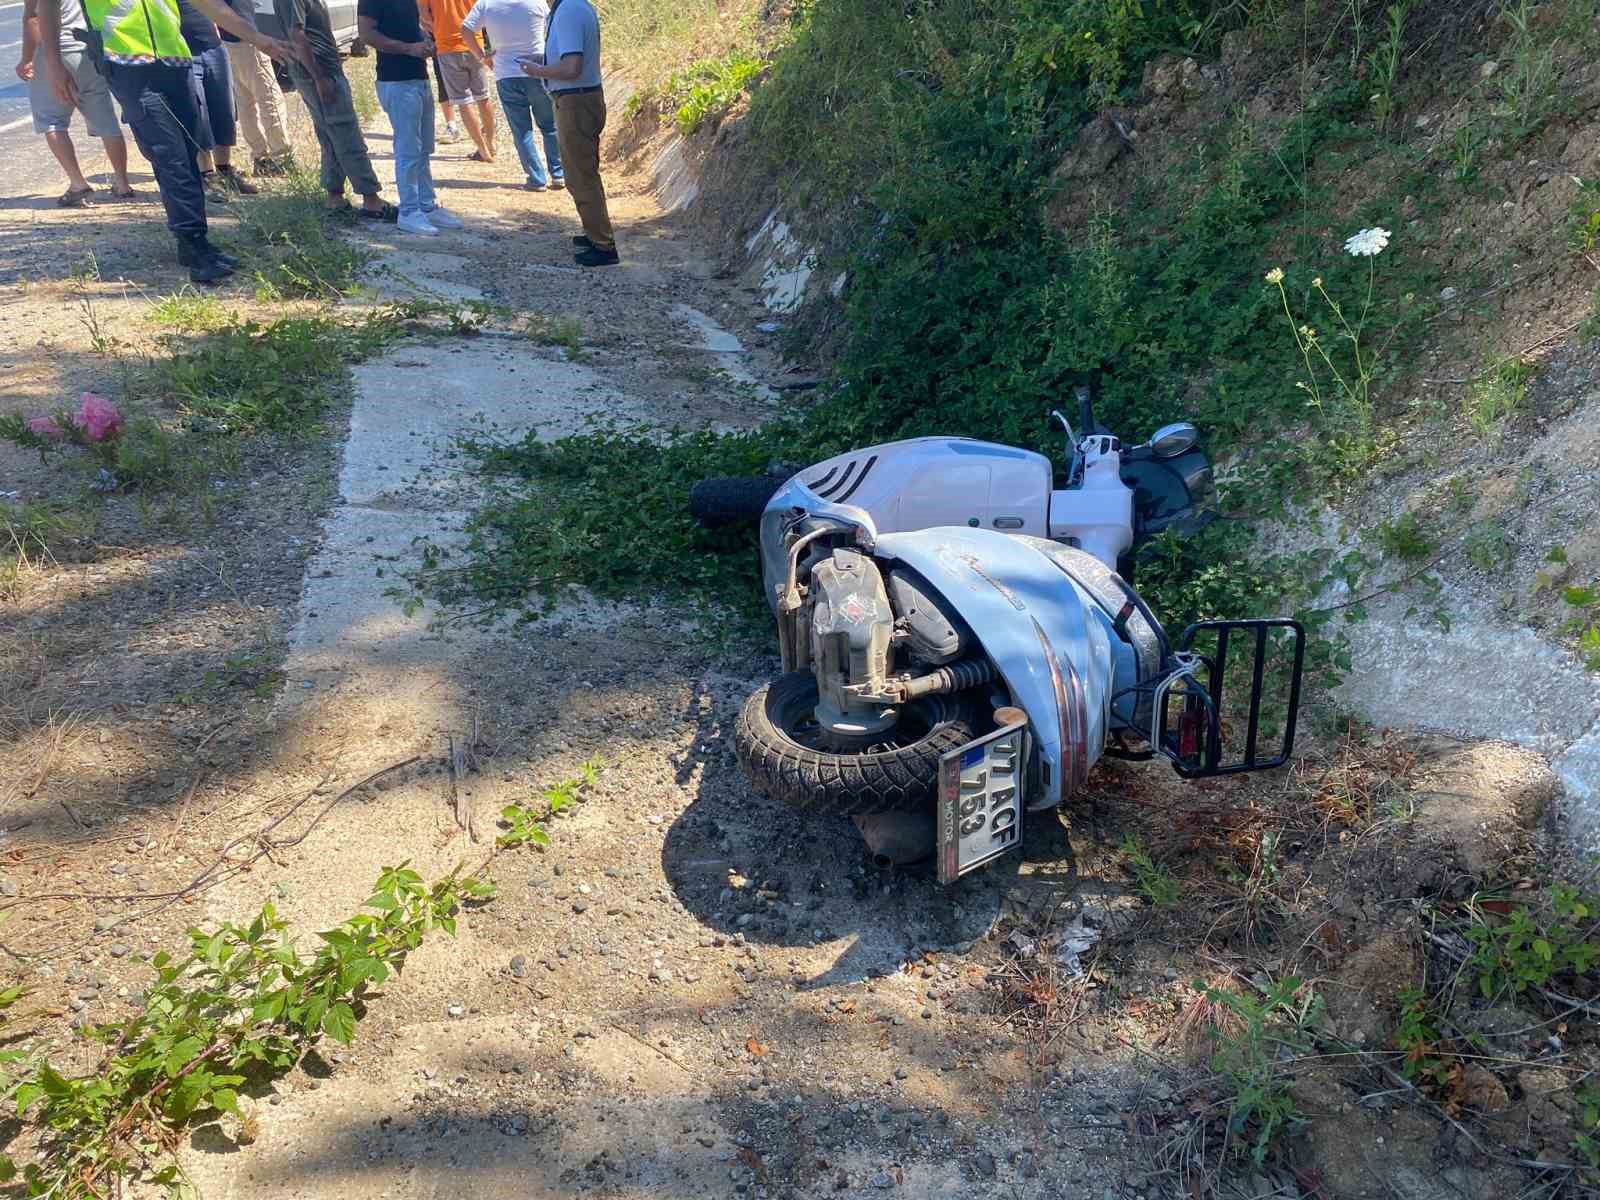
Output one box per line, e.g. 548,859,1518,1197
1179,693,1205,760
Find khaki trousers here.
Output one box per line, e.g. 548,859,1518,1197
225,40,291,160
552,88,614,250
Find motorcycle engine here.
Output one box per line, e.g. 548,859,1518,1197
808,549,898,743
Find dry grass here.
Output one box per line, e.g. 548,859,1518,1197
602,0,764,93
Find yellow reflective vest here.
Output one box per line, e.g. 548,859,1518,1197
80,0,191,59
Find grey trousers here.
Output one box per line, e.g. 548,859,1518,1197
289,66,381,197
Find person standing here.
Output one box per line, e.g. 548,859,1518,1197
276,0,397,220
357,0,464,236
177,0,259,198
517,0,611,265
38,0,290,283
221,0,294,175
17,0,135,206
460,0,560,191
422,0,494,162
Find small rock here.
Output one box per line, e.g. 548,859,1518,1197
1480,60,1499,78
973,1151,997,1178
446,1003,466,1018
109,863,128,876
895,1067,909,1081
0,880,17,897
572,900,590,913
109,943,131,958
510,955,528,978
870,1171,895,1189
651,966,674,984
1440,286,1459,301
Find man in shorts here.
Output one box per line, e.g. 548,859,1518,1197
276,0,397,221
422,0,494,162
17,0,135,206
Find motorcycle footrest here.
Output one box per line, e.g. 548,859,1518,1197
1161,618,1306,778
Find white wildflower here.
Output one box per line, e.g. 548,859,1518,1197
1265,266,1285,284
1344,227,1391,257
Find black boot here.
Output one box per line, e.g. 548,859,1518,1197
175,234,235,285
199,237,240,269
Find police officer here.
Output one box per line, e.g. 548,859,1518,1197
36,0,290,284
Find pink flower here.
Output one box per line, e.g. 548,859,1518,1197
25,415,64,441
73,393,122,443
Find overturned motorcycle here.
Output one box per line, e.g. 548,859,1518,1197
691,384,1306,883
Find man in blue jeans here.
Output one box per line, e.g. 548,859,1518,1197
358,0,463,236
459,0,561,192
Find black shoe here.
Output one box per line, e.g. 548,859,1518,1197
201,172,230,204
254,154,291,177
574,244,619,267
175,234,238,275
572,235,593,249
216,165,260,195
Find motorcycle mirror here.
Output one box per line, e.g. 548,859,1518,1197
1149,422,1200,458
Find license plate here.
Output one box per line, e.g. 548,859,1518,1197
936,722,1027,884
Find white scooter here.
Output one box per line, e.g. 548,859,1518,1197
692,383,1305,880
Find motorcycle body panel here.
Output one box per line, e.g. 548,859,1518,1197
874,527,1113,811
795,437,1052,537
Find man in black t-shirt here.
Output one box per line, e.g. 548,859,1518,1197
358,0,464,235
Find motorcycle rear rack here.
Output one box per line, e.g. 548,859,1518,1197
1157,618,1306,778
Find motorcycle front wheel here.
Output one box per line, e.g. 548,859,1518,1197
734,672,976,817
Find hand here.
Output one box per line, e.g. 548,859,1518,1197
256,34,293,61
16,58,33,81
518,58,539,77
481,50,493,70
410,38,434,57
45,54,77,106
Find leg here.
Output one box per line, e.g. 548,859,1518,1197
225,40,270,161
496,78,542,186
457,93,491,160
475,97,495,155
553,91,614,251
318,75,386,210
72,57,132,191
102,137,133,190
377,79,422,217
289,64,349,202
105,62,207,238
415,81,437,212
527,79,562,182
44,131,92,193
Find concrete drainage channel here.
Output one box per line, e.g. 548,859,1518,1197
277,235,776,707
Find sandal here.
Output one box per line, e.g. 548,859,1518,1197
467,149,493,163
57,186,93,208
110,186,138,199
357,202,400,223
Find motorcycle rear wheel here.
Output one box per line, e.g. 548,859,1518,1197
688,475,786,528
735,672,976,817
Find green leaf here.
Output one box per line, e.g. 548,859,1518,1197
1533,938,1554,962
1564,585,1599,608
210,1087,240,1115
14,1083,44,1115
165,1036,207,1078
164,1072,210,1121
0,1155,15,1183
322,1001,357,1045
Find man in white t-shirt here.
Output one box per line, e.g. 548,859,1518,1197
461,0,563,191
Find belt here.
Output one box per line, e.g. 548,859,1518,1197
551,84,602,96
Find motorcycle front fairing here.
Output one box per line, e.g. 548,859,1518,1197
873,527,1114,811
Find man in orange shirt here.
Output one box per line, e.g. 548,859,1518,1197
421,0,495,162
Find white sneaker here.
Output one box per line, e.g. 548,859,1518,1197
397,212,440,236
439,122,462,143
425,206,464,229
